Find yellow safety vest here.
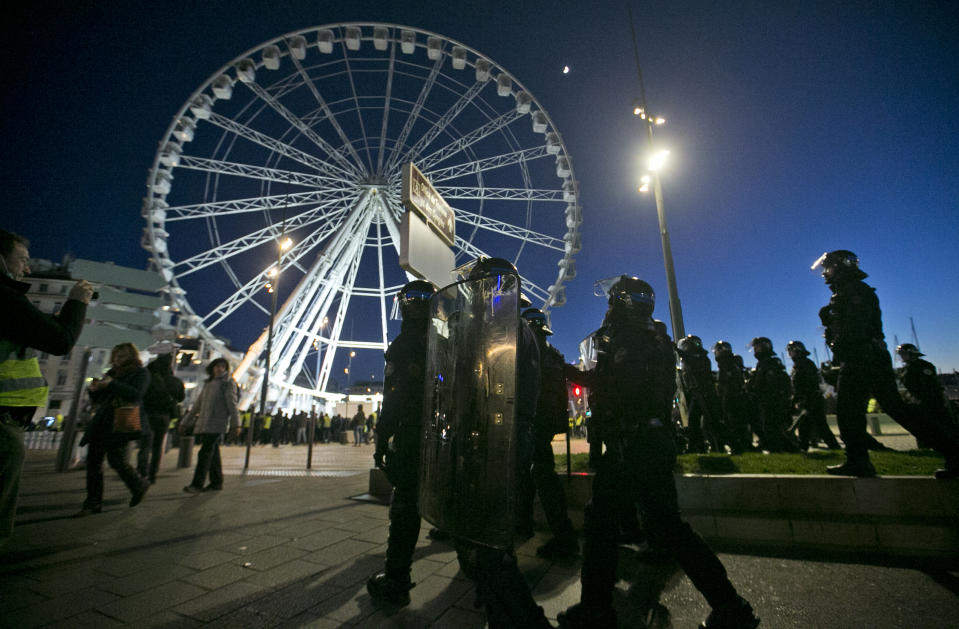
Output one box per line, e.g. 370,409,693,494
0,357,49,407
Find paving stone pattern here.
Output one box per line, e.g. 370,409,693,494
2,444,957,628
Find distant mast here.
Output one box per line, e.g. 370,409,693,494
909,317,921,352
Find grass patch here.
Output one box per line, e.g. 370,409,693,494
553,449,945,476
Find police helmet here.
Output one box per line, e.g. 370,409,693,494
677,334,704,355
521,308,553,335
607,275,655,317
468,256,517,280
652,319,669,338
896,343,924,361
712,340,733,358
749,336,774,358
811,250,867,282
396,279,435,320
786,340,809,357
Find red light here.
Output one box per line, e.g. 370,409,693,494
573,386,581,397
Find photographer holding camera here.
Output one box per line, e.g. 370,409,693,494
1,229,93,546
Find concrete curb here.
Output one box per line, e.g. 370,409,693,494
369,469,959,559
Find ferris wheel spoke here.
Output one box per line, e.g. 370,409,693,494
276,220,371,394
452,207,565,251
164,188,355,222
233,188,381,384
417,109,525,171
390,79,487,171
337,44,376,173
375,44,398,175
426,146,549,182
288,51,369,175
384,53,446,172
173,204,347,279
201,217,350,331
241,80,366,178
206,112,356,181
176,155,349,190
437,186,565,202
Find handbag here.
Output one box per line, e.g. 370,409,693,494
113,403,142,433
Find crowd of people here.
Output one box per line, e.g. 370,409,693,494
4,225,958,627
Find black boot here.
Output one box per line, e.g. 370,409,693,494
700,596,760,629
366,572,414,607
827,457,876,477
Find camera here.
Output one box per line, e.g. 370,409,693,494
92,291,100,300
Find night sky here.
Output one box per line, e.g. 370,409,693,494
4,0,958,379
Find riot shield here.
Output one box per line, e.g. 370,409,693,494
419,272,519,550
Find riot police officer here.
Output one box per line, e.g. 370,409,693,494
896,343,959,478
813,250,959,477
421,257,550,628
677,335,725,453
787,341,841,450
366,279,435,607
559,275,758,629
520,308,578,559
746,337,798,453
713,340,754,452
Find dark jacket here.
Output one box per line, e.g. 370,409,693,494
790,355,824,412
569,314,675,430
143,354,185,416
85,365,151,445
0,273,86,362
820,279,884,362
376,317,429,452
533,335,568,435
902,358,947,410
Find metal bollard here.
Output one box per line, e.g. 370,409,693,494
178,434,194,468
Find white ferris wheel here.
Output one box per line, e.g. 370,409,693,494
141,23,582,410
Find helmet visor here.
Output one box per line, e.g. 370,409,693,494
810,252,828,271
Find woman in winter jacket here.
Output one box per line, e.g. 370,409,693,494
75,343,151,516
182,358,238,493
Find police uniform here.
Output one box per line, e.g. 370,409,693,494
714,350,754,452
898,351,959,466
560,277,757,629
371,315,429,594
678,341,725,453
813,250,959,476
790,353,840,450
519,313,577,558
366,280,435,606
746,354,796,453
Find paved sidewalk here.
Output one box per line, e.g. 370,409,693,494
2,446,957,628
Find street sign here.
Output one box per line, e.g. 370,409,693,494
399,211,455,288
402,162,455,246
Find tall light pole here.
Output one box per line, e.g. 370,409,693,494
630,8,685,342
245,234,292,470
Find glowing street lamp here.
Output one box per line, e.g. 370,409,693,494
629,62,685,340
247,234,294,469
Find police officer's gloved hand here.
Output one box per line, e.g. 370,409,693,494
373,448,387,469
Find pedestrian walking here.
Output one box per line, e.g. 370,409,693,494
181,357,239,493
